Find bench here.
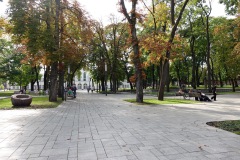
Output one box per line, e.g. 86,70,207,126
29,91,39,95
14,91,20,94
175,92,188,99
188,92,201,100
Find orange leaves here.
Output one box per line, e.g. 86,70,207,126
141,33,168,52
141,33,170,65
129,70,146,84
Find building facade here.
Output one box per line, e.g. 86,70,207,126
8,69,130,91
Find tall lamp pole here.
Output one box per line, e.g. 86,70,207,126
105,62,107,96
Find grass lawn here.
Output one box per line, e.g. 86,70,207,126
207,120,240,135
0,91,14,97
0,96,62,109
125,98,199,105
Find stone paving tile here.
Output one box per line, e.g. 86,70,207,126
105,149,133,158
40,148,68,157
78,151,97,160
9,146,29,158
22,144,45,155
133,150,159,160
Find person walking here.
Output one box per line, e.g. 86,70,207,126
72,84,77,98
211,86,217,101
91,86,95,93
87,85,90,93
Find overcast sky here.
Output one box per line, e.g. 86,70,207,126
0,0,228,25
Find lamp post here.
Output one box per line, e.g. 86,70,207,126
105,62,107,96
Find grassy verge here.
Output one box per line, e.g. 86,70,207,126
207,120,240,135
0,91,14,97
125,98,199,105
0,96,62,109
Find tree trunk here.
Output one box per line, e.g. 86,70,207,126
218,72,223,87
101,78,105,91
120,0,143,103
202,9,212,93
190,36,196,89
34,66,40,91
210,57,215,86
31,81,34,91
31,68,35,91
49,0,60,102
58,62,64,98
234,78,238,87
158,59,169,100
152,64,155,89
44,66,50,91
231,78,235,92
49,62,58,101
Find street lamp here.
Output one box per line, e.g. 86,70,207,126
105,62,107,96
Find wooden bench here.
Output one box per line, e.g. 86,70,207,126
188,92,201,100
175,92,188,99
14,91,20,94
29,91,39,95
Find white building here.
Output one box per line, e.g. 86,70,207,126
8,69,130,91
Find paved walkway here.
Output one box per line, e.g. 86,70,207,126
0,92,240,160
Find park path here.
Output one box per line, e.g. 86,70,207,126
0,91,240,160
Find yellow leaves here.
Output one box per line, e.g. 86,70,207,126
233,43,240,57
0,17,8,37
141,33,168,53
144,2,170,29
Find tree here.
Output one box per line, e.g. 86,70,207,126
119,0,143,103
105,20,128,93
0,47,35,89
8,0,93,101
220,0,239,15
157,0,189,100
140,0,189,100
211,16,240,91
89,19,129,93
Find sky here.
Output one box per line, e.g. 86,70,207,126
0,0,229,25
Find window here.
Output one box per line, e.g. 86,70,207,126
83,72,86,81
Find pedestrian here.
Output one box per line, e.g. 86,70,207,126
211,86,217,101
72,84,77,98
87,85,90,93
91,86,95,93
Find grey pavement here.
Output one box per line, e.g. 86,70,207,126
0,91,240,160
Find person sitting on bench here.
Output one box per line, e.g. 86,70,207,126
198,90,212,102
67,88,73,97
